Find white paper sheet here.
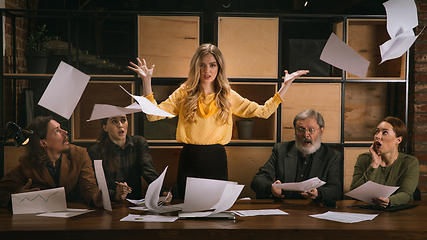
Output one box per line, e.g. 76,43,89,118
11,187,67,214
119,85,175,118
320,33,370,78
309,211,378,223
272,177,326,192
120,214,178,222
87,102,142,122
38,61,90,119
126,198,145,205
144,166,182,213
93,160,112,211
36,208,94,218
380,26,424,64
233,209,288,217
383,0,418,38
345,181,399,205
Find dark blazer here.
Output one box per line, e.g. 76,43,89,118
0,145,99,207
251,141,343,201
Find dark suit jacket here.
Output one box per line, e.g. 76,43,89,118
0,145,99,207
251,141,343,201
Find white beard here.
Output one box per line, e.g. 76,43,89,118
295,134,322,156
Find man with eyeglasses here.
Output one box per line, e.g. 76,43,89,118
251,109,343,201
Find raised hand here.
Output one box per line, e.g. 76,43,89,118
278,70,309,99
127,58,155,80
369,143,382,168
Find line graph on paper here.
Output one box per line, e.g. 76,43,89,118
11,187,67,214
19,191,58,203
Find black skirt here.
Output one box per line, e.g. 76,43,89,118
177,144,228,199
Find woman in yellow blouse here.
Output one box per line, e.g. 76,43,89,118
128,43,308,198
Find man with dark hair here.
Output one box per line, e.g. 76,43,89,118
251,109,343,201
0,116,102,208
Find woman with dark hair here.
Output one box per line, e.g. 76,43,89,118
128,43,308,198
88,115,169,202
350,116,419,208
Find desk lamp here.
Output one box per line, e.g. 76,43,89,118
0,122,33,147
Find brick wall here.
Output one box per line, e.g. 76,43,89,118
414,0,427,200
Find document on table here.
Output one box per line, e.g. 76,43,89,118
120,214,178,222
11,187,67,214
380,0,422,63
309,211,378,223
233,209,288,217
272,177,326,192
87,102,142,121
320,32,370,79
145,166,183,213
345,181,399,205
38,61,90,119
93,160,112,211
119,85,175,118
36,209,94,218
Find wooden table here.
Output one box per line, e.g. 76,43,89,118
0,199,425,240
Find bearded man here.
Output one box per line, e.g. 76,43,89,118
251,109,343,201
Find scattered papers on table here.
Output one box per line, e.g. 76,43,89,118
36,209,94,218
345,181,399,205
145,166,183,213
380,0,422,63
272,177,325,192
309,211,378,223
233,209,288,217
320,32,370,79
181,177,244,217
120,214,178,222
119,85,175,118
87,102,142,122
11,187,67,214
93,160,112,211
38,61,90,119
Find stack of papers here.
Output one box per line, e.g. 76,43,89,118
309,211,378,223
36,209,94,218
233,209,288,217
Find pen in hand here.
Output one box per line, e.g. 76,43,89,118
116,181,132,190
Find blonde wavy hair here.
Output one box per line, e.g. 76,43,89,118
181,43,231,124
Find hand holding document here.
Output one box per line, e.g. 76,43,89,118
11,187,67,214
345,181,399,205
272,177,325,192
119,85,175,118
93,160,112,211
38,61,90,119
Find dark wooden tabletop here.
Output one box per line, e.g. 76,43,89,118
0,199,425,240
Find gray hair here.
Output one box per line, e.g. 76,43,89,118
293,109,325,129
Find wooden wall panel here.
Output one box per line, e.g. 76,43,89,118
138,16,200,78
4,146,26,176
344,82,388,142
218,17,278,78
281,83,341,143
72,81,134,142
347,19,405,79
344,147,369,197
226,146,273,199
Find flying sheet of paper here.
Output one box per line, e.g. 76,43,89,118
144,166,182,213
383,0,418,38
309,211,378,223
379,0,421,63
36,208,94,218
87,102,142,122
272,177,326,192
120,214,178,222
320,33,370,78
93,160,112,211
38,61,90,119
119,85,175,118
345,181,399,205
233,209,289,217
11,187,67,214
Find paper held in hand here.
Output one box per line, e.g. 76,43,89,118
272,177,326,192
